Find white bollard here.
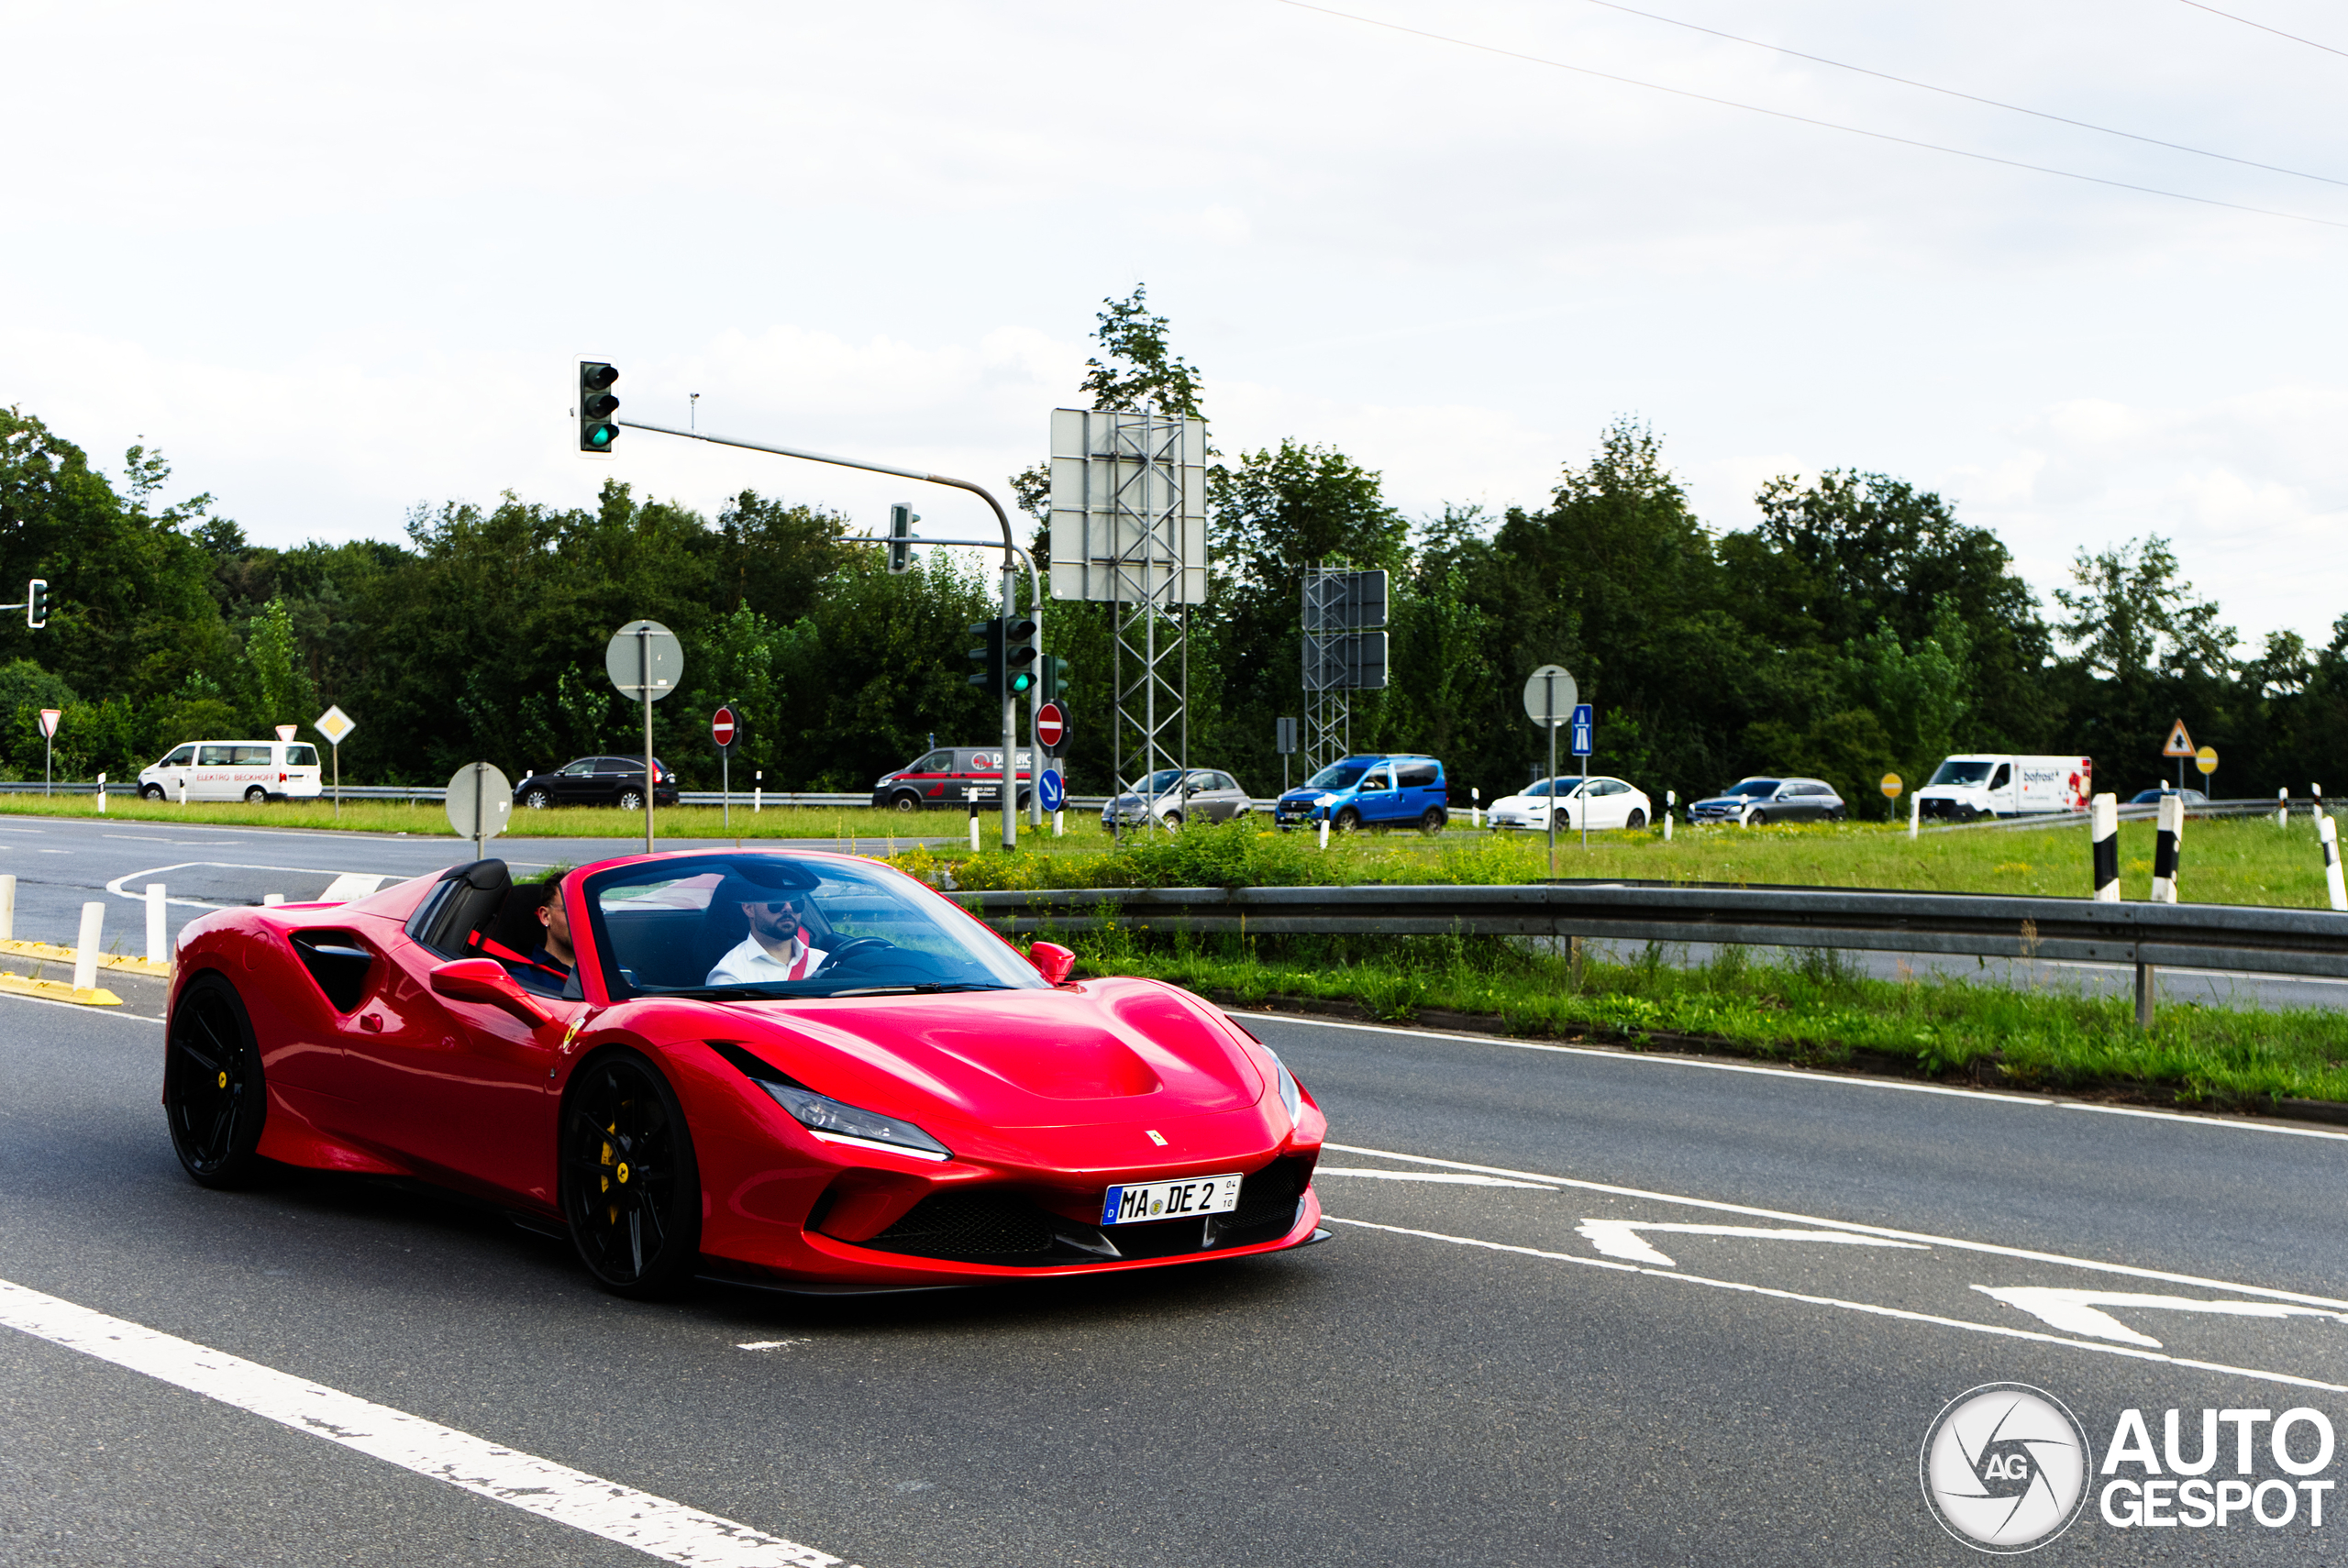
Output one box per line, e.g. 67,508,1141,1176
95,772,106,813
2279,788,2290,828
1470,788,1480,829
1664,790,1675,842
73,901,104,993
262,893,285,906
968,814,980,852
178,778,188,805
2322,816,2348,912
146,883,167,964
1318,815,1330,850
1910,792,1921,841
1053,810,1064,838
0,872,13,939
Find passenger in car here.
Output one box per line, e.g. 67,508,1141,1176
706,880,829,984
506,875,576,996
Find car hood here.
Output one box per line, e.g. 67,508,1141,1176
1278,788,1342,804
1691,795,1759,810
700,977,1268,1142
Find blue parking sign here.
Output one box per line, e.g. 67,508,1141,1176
1038,768,1066,812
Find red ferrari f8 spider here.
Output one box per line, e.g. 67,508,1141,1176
162,848,1328,1295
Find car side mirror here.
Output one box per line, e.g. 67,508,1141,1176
1028,942,1077,987
430,957,556,1026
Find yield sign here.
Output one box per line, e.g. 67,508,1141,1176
37,708,60,739
2163,718,2195,757
1035,701,1066,751
711,706,737,748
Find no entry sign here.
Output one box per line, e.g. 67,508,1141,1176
1035,701,1067,752
712,706,737,749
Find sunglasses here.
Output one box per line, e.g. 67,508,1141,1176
743,898,805,912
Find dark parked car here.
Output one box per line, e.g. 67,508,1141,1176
513,756,679,811
870,747,1034,812
1687,776,1847,826
2128,788,2207,805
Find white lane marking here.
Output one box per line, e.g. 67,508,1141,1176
320,872,388,900
737,1340,813,1353
1972,1286,2348,1350
1574,1219,1928,1267
1327,1218,2348,1395
1327,1143,2348,1311
101,860,401,911
1236,1010,2055,1103
0,988,164,1022
1317,1167,1556,1189
103,835,246,845
2062,1102,2348,1143
0,1277,862,1567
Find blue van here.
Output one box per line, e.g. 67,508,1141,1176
1272,754,1449,834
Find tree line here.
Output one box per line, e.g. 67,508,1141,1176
3,289,2340,813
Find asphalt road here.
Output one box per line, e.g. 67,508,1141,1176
6,979,2346,1565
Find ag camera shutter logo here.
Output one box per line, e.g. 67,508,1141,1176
1921,1383,2093,1552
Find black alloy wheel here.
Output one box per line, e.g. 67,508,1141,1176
523,788,551,810
1419,807,1445,836
140,784,163,801
1626,809,1646,831
243,786,269,804
615,788,645,812
559,1051,701,1297
165,973,269,1187
1334,807,1361,834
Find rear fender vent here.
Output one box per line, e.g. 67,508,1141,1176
292,930,374,1012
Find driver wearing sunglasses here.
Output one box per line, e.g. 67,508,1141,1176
705,884,830,985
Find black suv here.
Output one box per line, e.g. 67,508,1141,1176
513,756,680,811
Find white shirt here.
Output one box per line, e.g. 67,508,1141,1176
706,933,829,986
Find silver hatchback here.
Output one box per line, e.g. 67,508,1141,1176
1101,768,1253,832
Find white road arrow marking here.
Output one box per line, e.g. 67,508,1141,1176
1973,1286,2348,1349
1317,1167,1556,1189
1577,1220,1929,1267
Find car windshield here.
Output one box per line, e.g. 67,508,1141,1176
1129,768,1185,795
1305,763,1368,790
581,853,1045,1000
1929,760,1997,786
1722,779,1780,798
1520,779,1585,798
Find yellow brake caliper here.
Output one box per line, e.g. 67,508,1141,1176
603,1121,618,1224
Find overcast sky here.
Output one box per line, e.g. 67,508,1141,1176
6,0,2343,652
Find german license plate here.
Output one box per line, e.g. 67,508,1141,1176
1101,1172,1243,1226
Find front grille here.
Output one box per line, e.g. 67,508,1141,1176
861,1191,1057,1259
847,1160,1312,1267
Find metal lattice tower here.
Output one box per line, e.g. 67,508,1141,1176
1046,409,1207,828
1301,561,1389,777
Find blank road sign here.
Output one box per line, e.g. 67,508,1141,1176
1521,666,1578,728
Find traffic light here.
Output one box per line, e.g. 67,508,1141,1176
1004,616,1038,697
578,361,620,455
888,503,917,575
25,579,47,630
1040,654,1069,703
967,616,1004,692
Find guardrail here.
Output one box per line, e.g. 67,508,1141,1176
951,880,2348,1021
0,780,1119,812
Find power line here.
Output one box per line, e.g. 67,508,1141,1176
1578,0,2348,189
1271,0,2348,233
2176,0,2348,61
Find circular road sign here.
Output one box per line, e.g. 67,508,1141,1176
1036,701,1067,752
1880,772,1902,798
1038,768,1066,812
445,762,513,844
605,620,685,702
2196,745,2219,776
712,705,737,748
1521,666,1578,729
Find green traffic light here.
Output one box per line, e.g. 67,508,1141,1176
1009,672,1035,694
588,425,615,449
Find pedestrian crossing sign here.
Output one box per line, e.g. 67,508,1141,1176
2162,719,2194,757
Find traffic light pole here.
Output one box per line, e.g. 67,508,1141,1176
618,419,1037,850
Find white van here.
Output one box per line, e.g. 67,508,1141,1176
138,741,325,803
1914,754,2091,822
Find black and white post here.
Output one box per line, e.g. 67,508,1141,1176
2321,815,2346,913
2149,792,2184,904
2090,792,2119,902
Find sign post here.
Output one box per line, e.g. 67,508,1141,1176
1522,666,1577,878
605,621,683,854
1570,703,1595,850
444,763,513,862
1034,701,1068,837
1880,772,1902,828
712,705,738,830
314,705,356,819
38,708,60,797
2163,718,2195,794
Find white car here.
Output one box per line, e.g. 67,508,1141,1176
138,740,323,803
1487,776,1653,833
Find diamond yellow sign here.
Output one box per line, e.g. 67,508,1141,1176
1879,772,1902,799
2196,745,2218,777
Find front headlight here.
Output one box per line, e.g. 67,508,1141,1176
755,1079,953,1162
1260,1046,1303,1124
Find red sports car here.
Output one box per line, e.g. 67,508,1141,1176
161,848,1328,1295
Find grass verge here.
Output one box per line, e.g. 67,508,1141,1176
1035,921,2348,1114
